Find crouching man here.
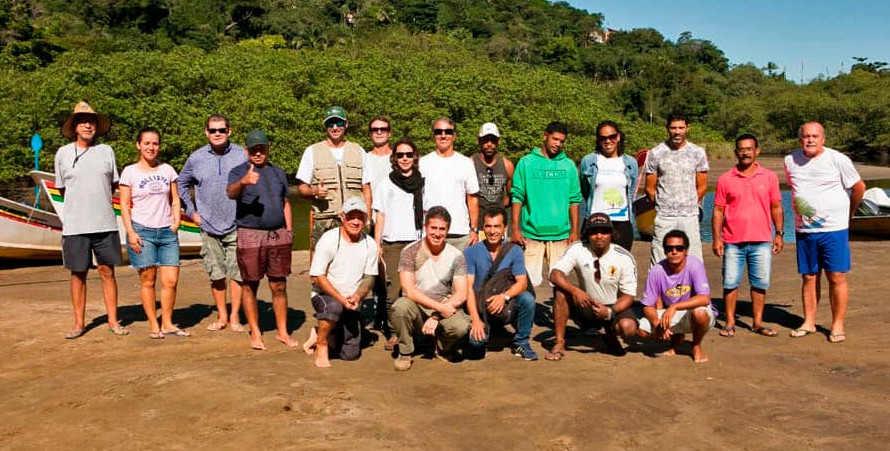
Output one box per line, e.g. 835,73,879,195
390,206,471,371
305,197,378,368
548,213,638,360
637,229,716,363
465,207,538,361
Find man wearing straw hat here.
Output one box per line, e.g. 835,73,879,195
54,101,128,339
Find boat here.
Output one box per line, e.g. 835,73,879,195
850,187,890,239
0,171,202,261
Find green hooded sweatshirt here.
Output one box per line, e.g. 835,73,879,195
510,147,582,240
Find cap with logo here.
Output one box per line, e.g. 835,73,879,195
341,196,367,215
323,106,348,124
478,122,501,138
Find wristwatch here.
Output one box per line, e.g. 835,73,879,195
776,231,785,237
503,292,511,301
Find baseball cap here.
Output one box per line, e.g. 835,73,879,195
341,197,367,215
478,122,501,138
245,129,269,148
323,106,348,123
584,212,614,234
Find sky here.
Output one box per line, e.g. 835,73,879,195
568,0,890,83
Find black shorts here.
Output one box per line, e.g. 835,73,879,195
571,304,636,330
62,231,122,272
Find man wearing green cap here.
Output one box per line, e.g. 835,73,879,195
296,106,373,249
227,130,296,350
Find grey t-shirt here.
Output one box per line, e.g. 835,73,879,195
645,141,709,217
54,142,119,235
398,239,467,304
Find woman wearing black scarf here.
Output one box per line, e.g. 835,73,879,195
373,138,424,349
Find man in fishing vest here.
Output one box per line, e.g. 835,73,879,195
296,106,372,249
472,122,515,236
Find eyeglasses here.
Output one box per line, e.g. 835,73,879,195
485,166,494,185
664,244,687,253
325,119,347,128
395,151,414,159
370,126,391,134
433,128,455,136
479,135,499,144
597,133,619,141
594,260,601,283
207,127,228,134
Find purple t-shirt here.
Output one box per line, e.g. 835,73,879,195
641,256,715,314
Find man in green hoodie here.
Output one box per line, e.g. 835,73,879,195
511,121,582,289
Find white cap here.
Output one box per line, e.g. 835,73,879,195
478,122,501,138
341,197,368,215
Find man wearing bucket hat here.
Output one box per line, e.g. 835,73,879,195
296,106,373,250
54,101,128,339
547,213,638,360
304,196,378,368
227,130,295,350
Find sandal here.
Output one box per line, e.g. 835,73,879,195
229,323,245,333
149,331,165,339
109,325,130,336
718,325,736,338
828,332,846,343
65,328,85,340
752,326,778,337
161,328,191,337
544,349,565,361
789,327,816,338
206,321,227,331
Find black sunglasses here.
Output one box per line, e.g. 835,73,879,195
433,128,455,136
664,244,687,253
207,127,228,134
395,151,414,159
594,259,601,283
370,126,391,134
597,133,619,141
479,135,499,144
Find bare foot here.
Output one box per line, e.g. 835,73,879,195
315,343,331,368
692,345,709,363
250,331,266,350
656,348,677,358
302,327,318,355
276,335,300,348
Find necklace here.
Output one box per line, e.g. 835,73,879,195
73,146,88,168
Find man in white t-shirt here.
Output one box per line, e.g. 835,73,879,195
305,197,378,368
296,106,373,249
420,117,480,250
547,213,638,360
784,122,865,343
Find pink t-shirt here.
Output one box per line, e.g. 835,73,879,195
713,164,781,243
120,163,178,228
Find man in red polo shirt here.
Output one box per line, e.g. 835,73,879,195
711,133,784,338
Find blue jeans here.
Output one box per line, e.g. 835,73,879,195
469,291,536,348
127,222,180,268
722,242,772,290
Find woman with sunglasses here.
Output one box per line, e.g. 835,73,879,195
579,121,639,251
372,138,424,349
120,127,188,339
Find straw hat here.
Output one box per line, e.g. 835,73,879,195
60,101,111,140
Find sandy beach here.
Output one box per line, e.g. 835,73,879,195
2,158,890,450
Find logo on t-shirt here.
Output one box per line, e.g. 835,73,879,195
665,284,691,298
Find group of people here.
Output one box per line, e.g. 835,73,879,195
55,101,864,370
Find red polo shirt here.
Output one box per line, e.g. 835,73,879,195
714,163,781,243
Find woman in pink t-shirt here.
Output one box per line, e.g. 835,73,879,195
120,127,187,339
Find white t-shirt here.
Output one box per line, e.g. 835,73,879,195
120,163,178,228
54,143,119,235
295,142,372,185
552,242,637,305
366,151,392,196
784,147,862,233
373,176,422,242
419,152,480,235
309,228,379,297
591,155,629,221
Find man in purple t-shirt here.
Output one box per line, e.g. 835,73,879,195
637,229,716,363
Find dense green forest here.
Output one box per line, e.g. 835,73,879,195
2,0,889,181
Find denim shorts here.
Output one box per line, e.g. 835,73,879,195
127,222,180,268
722,242,772,290
796,229,851,274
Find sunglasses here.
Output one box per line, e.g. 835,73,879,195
325,119,347,128
664,244,687,253
207,127,228,134
395,151,414,159
594,260,601,283
486,166,494,185
433,128,455,136
597,133,619,141
479,135,499,144
370,126,391,134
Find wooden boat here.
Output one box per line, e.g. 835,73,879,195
0,171,202,261
850,215,890,239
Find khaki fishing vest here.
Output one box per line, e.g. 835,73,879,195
311,141,364,219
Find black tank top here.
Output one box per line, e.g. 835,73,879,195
473,154,508,215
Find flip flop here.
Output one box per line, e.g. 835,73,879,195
789,327,817,338
752,326,778,337
65,328,85,340
719,325,736,338
544,349,565,361
161,328,191,337
149,331,165,339
230,323,245,333
206,321,227,331
828,332,846,343
109,325,130,336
